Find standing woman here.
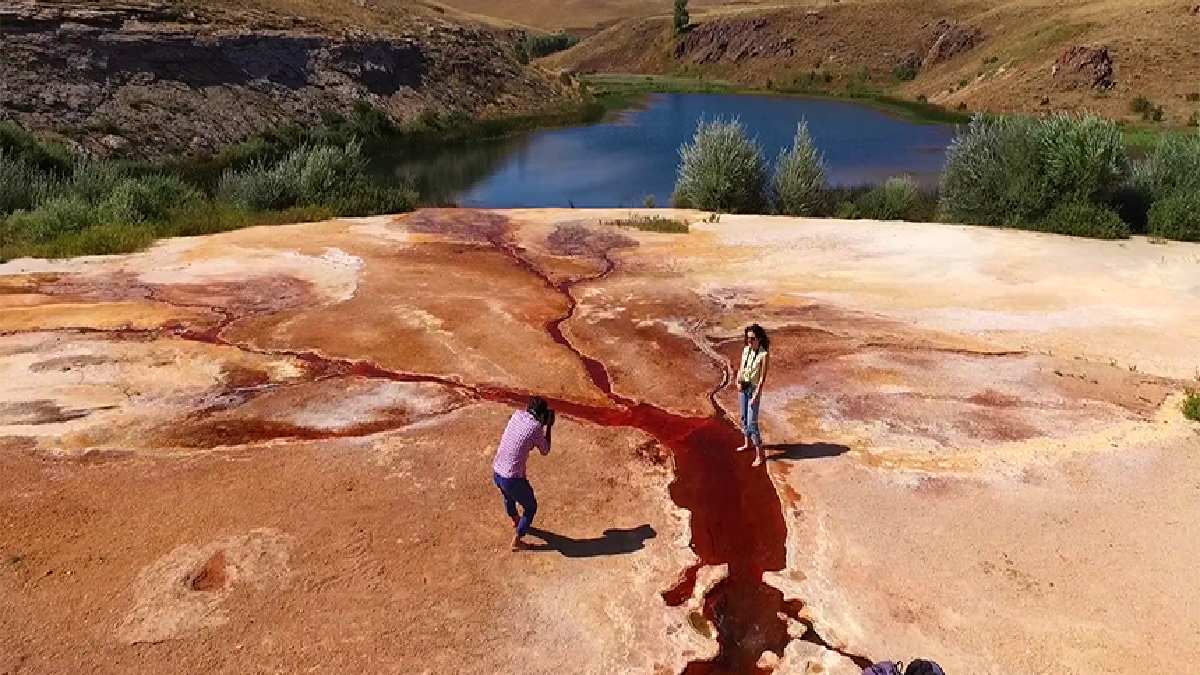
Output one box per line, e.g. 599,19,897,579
736,324,770,467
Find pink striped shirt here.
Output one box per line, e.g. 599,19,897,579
492,410,550,478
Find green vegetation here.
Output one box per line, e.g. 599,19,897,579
1133,131,1200,240
1133,132,1200,198
771,122,826,216
851,176,934,222
1148,192,1200,242
940,113,1130,238
0,94,619,261
673,0,690,35
218,141,415,216
0,124,411,261
602,214,689,233
1036,200,1129,239
672,118,768,213
1183,392,1200,422
1131,96,1165,123
517,32,579,63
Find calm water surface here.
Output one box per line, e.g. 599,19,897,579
378,93,959,208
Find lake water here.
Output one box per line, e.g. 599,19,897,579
378,93,960,208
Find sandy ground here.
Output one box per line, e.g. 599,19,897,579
2,209,1199,673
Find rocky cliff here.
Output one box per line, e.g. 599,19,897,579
0,1,576,158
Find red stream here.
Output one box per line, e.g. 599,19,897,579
164,231,814,672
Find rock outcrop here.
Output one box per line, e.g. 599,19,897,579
898,18,984,74
0,1,574,158
1051,45,1116,90
672,13,823,63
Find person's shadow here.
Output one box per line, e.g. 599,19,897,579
765,442,851,461
524,524,656,558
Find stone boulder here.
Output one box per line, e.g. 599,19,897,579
922,19,984,67
897,19,984,76
1052,45,1115,90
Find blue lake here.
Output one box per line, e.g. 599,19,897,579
382,93,960,208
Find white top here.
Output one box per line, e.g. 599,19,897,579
738,346,768,385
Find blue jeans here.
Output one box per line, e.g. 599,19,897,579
493,472,537,537
739,382,762,447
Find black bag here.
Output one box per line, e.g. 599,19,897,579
904,660,945,675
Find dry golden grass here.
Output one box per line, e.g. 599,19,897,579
186,0,522,30
429,0,784,31
538,0,1200,123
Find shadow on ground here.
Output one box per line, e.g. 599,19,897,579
766,442,851,461
525,525,655,558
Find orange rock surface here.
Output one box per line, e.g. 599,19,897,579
2,209,1199,674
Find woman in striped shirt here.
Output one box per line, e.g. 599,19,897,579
736,324,771,467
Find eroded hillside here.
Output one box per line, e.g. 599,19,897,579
0,0,578,157
545,0,1200,124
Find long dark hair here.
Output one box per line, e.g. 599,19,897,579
745,324,770,351
526,396,551,425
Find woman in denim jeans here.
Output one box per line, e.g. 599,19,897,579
736,324,770,467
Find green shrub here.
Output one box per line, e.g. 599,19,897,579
940,113,1129,233
673,118,768,213
3,195,95,243
833,200,860,219
100,175,204,224
772,121,826,216
329,181,417,217
1037,200,1130,239
67,161,133,203
893,64,918,82
1147,191,1200,241
218,141,414,217
1131,96,1165,122
601,215,689,233
0,151,57,215
940,115,1048,226
218,161,298,211
522,32,579,59
669,187,692,209
1133,132,1200,200
288,142,369,204
855,176,923,221
54,221,158,257
0,122,73,174
1039,114,1127,202
1184,392,1200,422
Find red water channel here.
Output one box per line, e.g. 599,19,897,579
489,238,794,673
160,227,846,672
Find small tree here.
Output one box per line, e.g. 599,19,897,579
673,118,768,213
772,121,826,216
673,0,689,35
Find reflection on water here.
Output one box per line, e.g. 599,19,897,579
375,93,959,208
371,135,532,206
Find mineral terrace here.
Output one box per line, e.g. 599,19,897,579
1,209,1198,673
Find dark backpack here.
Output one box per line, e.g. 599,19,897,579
905,660,946,675
862,663,903,675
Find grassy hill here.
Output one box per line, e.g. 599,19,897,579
424,0,781,32
530,0,1200,125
